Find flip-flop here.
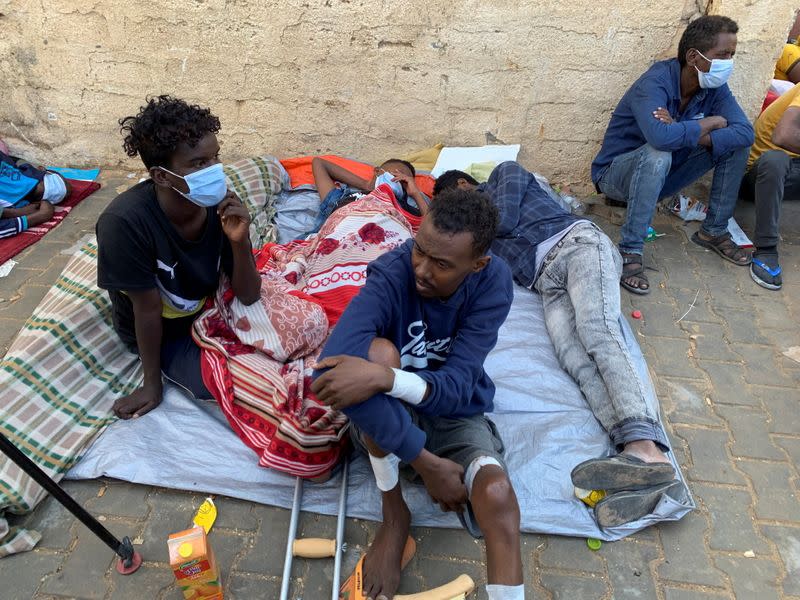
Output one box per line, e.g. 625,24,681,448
339,536,416,600
456,501,483,539
594,479,685,528
571,454,675,492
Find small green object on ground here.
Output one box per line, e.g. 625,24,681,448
587,538,602,551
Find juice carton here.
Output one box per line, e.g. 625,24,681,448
168,526,223,600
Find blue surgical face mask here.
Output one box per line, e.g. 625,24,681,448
374,171,405,200
695,51,734,89
160,163,227,207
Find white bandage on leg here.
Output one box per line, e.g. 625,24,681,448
465,455,503,496
388,368,427,405
486,584,525,600
368,453,401,492
42,173,67,204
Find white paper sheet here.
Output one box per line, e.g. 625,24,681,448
431,145,521,178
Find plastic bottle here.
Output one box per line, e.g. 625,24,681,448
560,194,587,216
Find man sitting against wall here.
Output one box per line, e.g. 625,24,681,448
740,81,800,290
592,15,755,295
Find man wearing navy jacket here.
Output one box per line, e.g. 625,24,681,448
312,189,523,600
592,15,754,294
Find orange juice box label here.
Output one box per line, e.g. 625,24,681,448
174,558,213,581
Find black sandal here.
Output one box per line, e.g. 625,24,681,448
620,254,650,295
691,231,751,266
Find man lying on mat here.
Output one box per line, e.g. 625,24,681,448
96,95,260,419
312,190,523,600
0,150,70,238
435,164,680,528
311,155,430,232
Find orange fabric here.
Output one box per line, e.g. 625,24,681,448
280,155,435,197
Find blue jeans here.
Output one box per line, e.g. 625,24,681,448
534,223,669,450
160,335,212,400
598,143,750,255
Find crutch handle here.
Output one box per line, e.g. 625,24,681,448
395,574,475,600
292,537,336,558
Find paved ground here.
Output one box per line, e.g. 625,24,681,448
1,172,800,599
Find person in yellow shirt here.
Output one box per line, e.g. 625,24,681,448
741,83,800,290
773,42,800,83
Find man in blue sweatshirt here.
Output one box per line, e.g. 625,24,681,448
312,189,523,600
592,15,754,295
435,163,680,529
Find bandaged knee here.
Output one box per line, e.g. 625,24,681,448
368,453,401,492
465,455,503,496
42,173,67,204
486,584,525,600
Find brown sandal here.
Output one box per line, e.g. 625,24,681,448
691,231,751,266
620,254,650,295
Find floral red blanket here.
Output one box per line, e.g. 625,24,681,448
193,186,417,478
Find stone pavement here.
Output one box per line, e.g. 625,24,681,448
1,173,800,599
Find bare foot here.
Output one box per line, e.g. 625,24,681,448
363,501,410,600
112,387,161,419
622,440,671,464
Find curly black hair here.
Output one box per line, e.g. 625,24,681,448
677,15,738,66
432,169,479,197
428,188,498,256
380,158,416,176
119,95,221,169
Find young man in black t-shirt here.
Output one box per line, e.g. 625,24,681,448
96,96,261,419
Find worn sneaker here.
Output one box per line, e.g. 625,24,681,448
750,252,782,291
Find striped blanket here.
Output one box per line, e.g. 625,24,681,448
0,241,142,557
0,155,284,556
194,187,416,478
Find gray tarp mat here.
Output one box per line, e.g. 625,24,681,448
67,285,693,541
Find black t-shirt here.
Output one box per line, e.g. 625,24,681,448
96,180,232,350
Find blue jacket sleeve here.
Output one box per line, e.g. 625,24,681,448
485,162,526,236
415,267,513,416
314,259,427,463
706,85,755,160
630,80,702,151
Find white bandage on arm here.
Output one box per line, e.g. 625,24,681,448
388,368,427,405
465,456,504,496
486,584,525,600
368,453,401,492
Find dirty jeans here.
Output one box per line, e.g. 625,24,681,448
534,222,669,451
597,143,750,255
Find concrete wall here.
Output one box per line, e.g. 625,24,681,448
0,0,795,188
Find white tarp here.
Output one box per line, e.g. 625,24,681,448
67,286,692,541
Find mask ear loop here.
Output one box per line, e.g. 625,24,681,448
157,166,192,200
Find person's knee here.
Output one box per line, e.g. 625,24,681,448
639,144,672,176
756,150,792,178
473,469,520,525
368,337,400,368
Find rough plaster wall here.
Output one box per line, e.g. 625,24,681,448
0,0,795,187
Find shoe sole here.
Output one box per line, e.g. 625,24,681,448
571,456,675,492
595,480,685,528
